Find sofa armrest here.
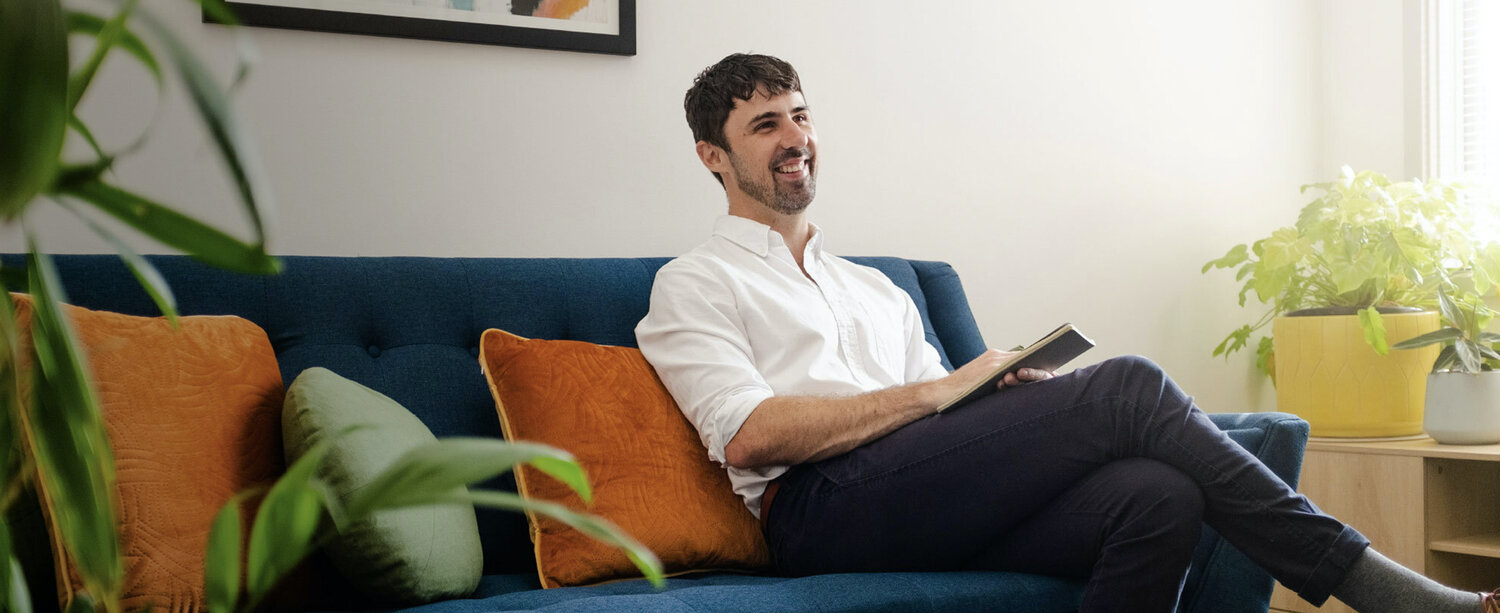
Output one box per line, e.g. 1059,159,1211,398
1175,412,1310,613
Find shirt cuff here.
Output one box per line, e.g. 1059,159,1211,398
705,386,775,465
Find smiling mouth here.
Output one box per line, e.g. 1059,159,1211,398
775,158,811,177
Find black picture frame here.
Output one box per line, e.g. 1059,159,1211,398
211,0,635,56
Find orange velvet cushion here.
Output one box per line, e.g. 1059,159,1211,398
13,296,284,612
478,329,770,588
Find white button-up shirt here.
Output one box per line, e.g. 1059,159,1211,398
636,215,949,517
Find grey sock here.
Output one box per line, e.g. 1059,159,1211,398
1330,548,1481,613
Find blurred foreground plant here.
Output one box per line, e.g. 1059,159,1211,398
0,2,660,611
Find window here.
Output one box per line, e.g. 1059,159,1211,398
1426,0,1500,182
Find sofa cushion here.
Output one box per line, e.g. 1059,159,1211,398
282,367,482,605
12,295,284,612
478,329,770,588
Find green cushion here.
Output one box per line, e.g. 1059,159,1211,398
282,367,482,605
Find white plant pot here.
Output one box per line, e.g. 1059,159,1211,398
1423,371,1500,445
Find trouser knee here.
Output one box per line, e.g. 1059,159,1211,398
1086,354,1184,417
1094,354,1166,386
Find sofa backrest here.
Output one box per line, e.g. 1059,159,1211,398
9,254,988,574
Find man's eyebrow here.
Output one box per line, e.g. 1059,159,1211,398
745,106,812,128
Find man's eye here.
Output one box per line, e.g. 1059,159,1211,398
757,122,774,131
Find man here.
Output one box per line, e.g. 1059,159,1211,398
634,53,1497,613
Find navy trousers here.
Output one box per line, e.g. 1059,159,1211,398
761,355,1369,613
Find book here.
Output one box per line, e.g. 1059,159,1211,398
935,323,1096,413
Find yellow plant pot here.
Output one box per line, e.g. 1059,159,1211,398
1272,310,1440,437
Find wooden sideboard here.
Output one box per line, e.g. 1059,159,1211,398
1269,438,1500,612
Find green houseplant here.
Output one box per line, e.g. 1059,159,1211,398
1202,166,1500,436
0,1,662,611
1392,289,1500,374
1392,289,1500,444
1203,166,1500,374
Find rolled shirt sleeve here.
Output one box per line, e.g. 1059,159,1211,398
636,261,773,466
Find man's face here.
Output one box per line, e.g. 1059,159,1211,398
717,90,817,215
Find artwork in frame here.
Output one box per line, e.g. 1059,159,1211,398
213,0,636,55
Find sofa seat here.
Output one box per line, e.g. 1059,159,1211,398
378,572,1084,613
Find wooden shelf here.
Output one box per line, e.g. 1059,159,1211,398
1305,437,1500,461
1430,534,1500,559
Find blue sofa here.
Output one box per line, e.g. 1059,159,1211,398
14,254,1311,613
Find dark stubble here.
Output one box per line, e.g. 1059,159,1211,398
729,147,816,214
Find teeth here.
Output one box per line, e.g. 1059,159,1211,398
777,161,804,173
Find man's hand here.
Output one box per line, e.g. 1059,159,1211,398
928,348,1054,404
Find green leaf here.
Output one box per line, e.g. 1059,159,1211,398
23,247,123,603
1438,290,1467,332
1254,336,1275,378
1252,265,1292,304
66,9,161,92
6,555,34,613
204,489,255,613
66,0,146,113
1202,244,1248,274
1,518,35,613
1434,344,1458,371
1259,228,1306,269
1332,255,1384,298
56,200,178,325
1473,245,1500,295
68,115,108,166
246,440,336,600
197,0,240,26
136,5,273,248
1358,306,1389,354
0,320,23,518
1456,338,1483,373
345,438,587,520
0,0,69,218
58,177,279,275
63,591,94,613
1391,327,1463,350
1234,262,1254,282
1212,325,1251,358
456,489,665,589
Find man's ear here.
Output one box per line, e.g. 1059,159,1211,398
696,140,729,175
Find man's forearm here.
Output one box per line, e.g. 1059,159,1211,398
720,348,1051,470
722,380,943,469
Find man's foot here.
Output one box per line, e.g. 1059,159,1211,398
1482,588,1500,613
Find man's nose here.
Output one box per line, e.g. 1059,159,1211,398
777,122,812,149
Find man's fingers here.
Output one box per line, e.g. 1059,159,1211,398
1001,369,1055,388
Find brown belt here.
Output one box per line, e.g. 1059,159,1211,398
759,480,781,527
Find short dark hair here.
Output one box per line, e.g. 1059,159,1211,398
684,53,802,185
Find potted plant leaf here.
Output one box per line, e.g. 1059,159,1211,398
1392,288,1500,444
1203,166,1500,437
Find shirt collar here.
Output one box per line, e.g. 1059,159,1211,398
713,215,825,262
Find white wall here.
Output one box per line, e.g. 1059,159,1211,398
23,0,1350,413
1320,0,1413,179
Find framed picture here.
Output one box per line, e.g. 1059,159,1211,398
214,0,635,55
